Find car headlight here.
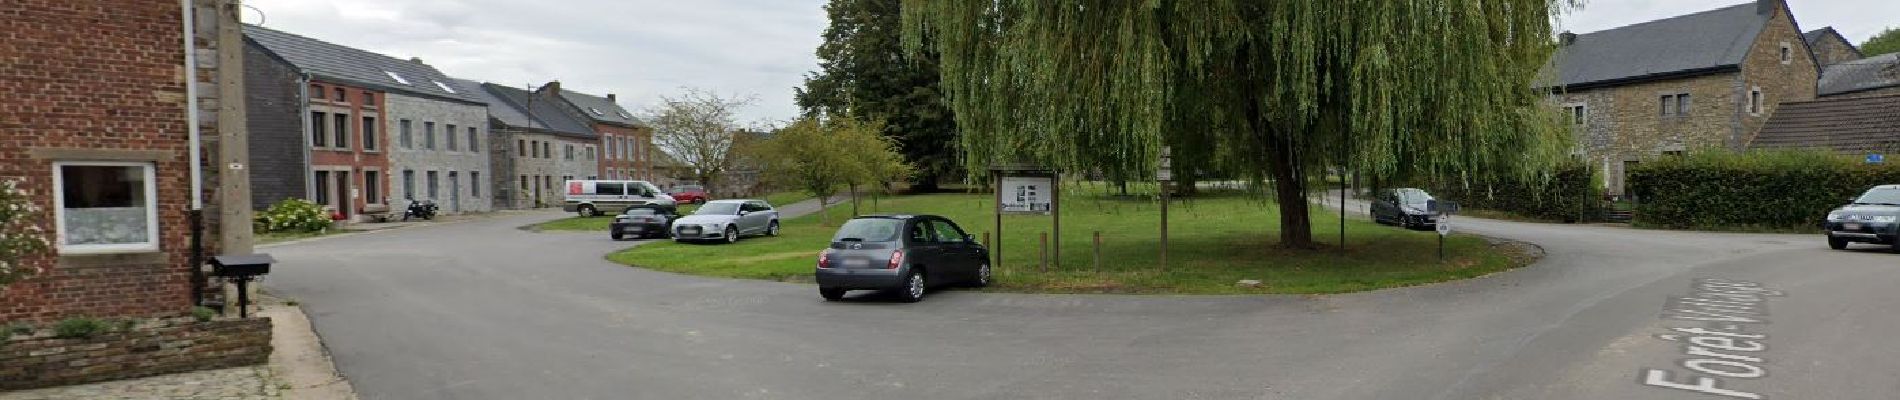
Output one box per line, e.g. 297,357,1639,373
1828,212,1844,221
1873,215,1898,223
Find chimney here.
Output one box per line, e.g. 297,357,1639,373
543,80,561,95
1558,31,1577,46
607,93,617,102
410,56,424,64
1757,0,1776,15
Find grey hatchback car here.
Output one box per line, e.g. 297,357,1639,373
814,215,991,302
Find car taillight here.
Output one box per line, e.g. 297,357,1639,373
886,249,904,269
817,252,832,269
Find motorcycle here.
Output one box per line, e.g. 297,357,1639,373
402,199,438,221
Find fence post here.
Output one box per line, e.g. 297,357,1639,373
1092,231,1102,274
1039,232,1049,273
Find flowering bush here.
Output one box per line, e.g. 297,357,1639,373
257,198,331,233
0,178,51,286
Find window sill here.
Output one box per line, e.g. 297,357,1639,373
58,250,167,268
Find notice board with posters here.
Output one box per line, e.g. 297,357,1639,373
1000,176,1054,214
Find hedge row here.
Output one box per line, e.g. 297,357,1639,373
1428,160,1601,222
1627,151,1900,230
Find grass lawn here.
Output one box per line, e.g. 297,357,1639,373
532,191,816,232
608,188,1537,294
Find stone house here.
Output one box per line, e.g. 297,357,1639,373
1815,53,1900,99
1543,0,1819,196
244,25,492,219
461,81,600,209
0,0,241,322
1748,94,1900,154
1804,27,1864,67
540,82,655,183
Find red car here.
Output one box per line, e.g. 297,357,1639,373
669,185,709,204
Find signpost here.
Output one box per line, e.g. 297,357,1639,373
1158,147,1171,272
1868,154,1885,165
1428,200,1458,262
992,164,1060,273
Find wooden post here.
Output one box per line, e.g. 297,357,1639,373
1092,230,1102,274
1051,171,1060,270
1160,180,1169,272
994,173,1003,272
1039,232,1049,273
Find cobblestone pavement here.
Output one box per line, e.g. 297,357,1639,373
0,366,280,400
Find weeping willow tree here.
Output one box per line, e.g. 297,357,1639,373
903,0,1576,248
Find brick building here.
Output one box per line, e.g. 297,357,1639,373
541,82,655,184
1,0,240,322
1543,0,1819,195
461,81,600,209
243,25,492,219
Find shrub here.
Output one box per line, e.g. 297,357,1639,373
6,322,32,337
0,177,51,286
1427,160,1602,222
52,317,108,339
1627,150,1900,230
257,198,331,233
192,306,216,322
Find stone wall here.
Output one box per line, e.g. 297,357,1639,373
1808,31,1863,66
0,316,271,390
1556,73,1739,195
489,130,595,208
1736,1,1820,149
385,93,492,214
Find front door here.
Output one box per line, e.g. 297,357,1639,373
449,171,461,212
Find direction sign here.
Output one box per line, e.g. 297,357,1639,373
1868,154,1885,165
1436,215,1451,236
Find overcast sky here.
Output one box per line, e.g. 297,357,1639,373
245,0,1894,123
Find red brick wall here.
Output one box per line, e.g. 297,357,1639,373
596,124,648,180
306,80,389,217
0,1,205,322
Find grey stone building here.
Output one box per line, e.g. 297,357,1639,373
1542,0,1819,196
385,80,492,214
1804,27,1864,67
458,80,599,209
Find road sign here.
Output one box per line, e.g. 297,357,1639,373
1868,154,1885,165
1436,215,1451,236
1157,170,1173,181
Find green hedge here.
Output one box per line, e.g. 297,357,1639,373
1627,151,1900,230
1429,160,1601,222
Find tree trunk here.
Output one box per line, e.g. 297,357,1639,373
911,174,939,193
817,195,830,226
1266,136,1314,248
849,183,860,217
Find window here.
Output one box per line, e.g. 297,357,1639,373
1750,88,1764,115
471,172,481,197
518,139,527,157
362,117,378,151
361,91,375,106
334,88,347,103
313,171,331,207
930,220,967,244
399,119,413,149
53,162,158,252
605,137,615,159
311,112,328,147
310,85,325,100
467,127,479,153
384,70,411,85
423,122,437,150
1659,94,1675,117
529,141,539,158
431,80,457,93
565,144,575,160
403,170,416,200
542,142,551,159
520,175,529,190
1675,94,1690,117
365,171,382,204
334,113,350,149
426,171,439,200
446,124,458,151
1663,150,1685,157
1565,105,1586,125
595,182,625,196
1780,43,1792,64
588,107,604,116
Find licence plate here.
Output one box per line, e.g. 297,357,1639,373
1843,223,1862,231
682,227,701,234
842,259,870,268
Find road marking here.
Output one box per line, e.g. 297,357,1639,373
1638,278,1783,399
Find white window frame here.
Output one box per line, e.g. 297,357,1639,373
1779,41,1792,65
1749,87,1764,116
52,161,160,254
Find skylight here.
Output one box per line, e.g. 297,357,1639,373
384,71,411,85
616,111,633,119
432,80,456,93
588,107,605,116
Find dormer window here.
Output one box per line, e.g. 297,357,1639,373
385,71,411,85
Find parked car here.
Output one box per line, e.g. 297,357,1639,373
563,180,675,217
1825,184,1900,253
1371,188,1438,229
671,200,779,244
814,215,990,302
668,185,710,204
610,205,680,240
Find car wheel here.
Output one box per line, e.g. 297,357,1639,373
969,263,991,288
611,232,624,241
578,205,597,217
693,198,707,205
820,288,846,301
899,270,926,303
1828,234,1848,250
1890,238,1900,254
724,226,739,244
767,221,781,237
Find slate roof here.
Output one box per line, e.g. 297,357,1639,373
1818,53,1900,96
1544,3,1770,90
557,90,643,127
244,24,483,104
475,82,597,139
1749,94,1900,153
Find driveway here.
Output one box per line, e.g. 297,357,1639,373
264,197,1900,399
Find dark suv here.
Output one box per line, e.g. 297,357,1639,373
814,215,991,302
1825,185,1900,253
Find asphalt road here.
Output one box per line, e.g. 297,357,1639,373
263,199,1900,400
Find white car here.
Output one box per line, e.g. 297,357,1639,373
561,180,675,217
671,200,780,244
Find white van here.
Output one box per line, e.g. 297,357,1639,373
563,180,676,217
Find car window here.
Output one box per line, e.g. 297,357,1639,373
930,220,966,243
1857,188,1900,205
622,208,657,216
907,221,933,243
593,182,624,196
695,203,740,215
752,202,772,211
832,218,901,242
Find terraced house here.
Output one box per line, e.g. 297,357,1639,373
542,82,654,183
244,25,492,219
1543,0,1820,196
462,81,600,209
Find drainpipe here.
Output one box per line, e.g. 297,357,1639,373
182,0,207,307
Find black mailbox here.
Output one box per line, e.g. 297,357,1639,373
208,254,274,318
210,254,275,278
